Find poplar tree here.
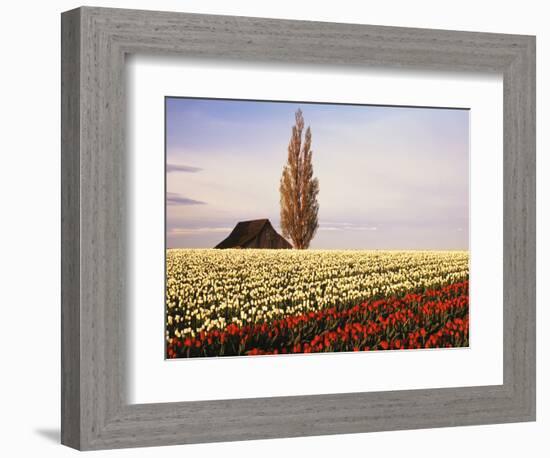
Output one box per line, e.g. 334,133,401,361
279,109,319,249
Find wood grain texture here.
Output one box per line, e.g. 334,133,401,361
60,6,536,450
61,7,81,449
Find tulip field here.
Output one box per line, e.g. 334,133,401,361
165,249,469,358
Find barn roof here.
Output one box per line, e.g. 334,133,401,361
215,219,283,248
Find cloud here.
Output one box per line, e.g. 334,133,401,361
319,223,378,232
166,163,202,173
167,192,205,206
169,227,232,235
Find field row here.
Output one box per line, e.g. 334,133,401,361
167,280,469,357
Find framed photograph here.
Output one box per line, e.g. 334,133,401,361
61,6,536,450
164,97,471,359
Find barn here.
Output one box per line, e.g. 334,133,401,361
215,219,292,249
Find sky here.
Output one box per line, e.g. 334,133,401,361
166,97,469,250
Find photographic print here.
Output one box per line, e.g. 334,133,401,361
165,98,469,359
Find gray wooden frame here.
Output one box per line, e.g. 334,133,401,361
61,6,536,451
